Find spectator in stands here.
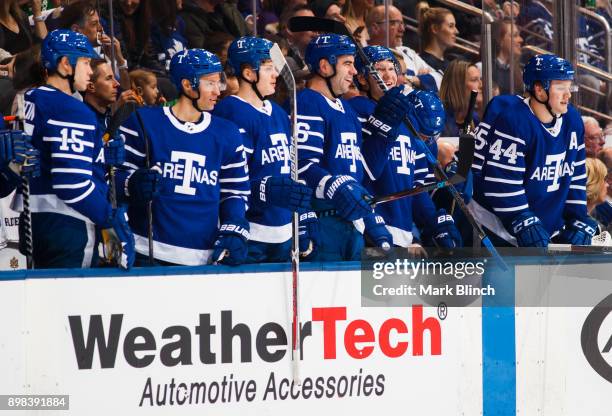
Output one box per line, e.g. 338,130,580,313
180,0,247,49
311,0,345,22
592,147,612,229
586,157,608,215
439,59,481,137
99,0,160,72
583,116,605,158
366,4,438,91
59,0,130,88
204,31,238,97
342,0,373,46
150,0,188,72
0,0,47,55
129,68,164,105
279,5,316,74
10,45,45,114
418,7,458,78
489,17,523,95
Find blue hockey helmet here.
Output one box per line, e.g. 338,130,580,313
227,36,273,76
305,33,356,74
523,54,575,92
355,45,400,75
42,29,99,71
406,90,446,137
170,49,223,91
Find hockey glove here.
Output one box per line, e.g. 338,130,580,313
0,130,40,178
367,85,411,143
104,137,126,167
558,216,598,246
212,219,250,266
510,212,550,247
423,209,463,248
298,211,320,258
323,175,373,221
363,212,392,250
253,176,312,211
102,206,136,270
125,168,161,204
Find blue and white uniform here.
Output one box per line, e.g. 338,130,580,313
349,95,435,246
213,95,294,258
25,85,110,267
119,106,249,265
471,96,587,244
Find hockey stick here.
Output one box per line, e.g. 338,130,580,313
372,132,474,205
270,43,301,385
289,16,507,268
100,103,136,266
11,114,34,269
134,109,155,265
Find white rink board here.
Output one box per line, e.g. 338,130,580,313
0,269,483,415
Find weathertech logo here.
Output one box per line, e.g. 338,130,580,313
68,306,442,370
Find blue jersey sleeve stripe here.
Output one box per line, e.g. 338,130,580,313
484,176,523,185
571,173,587,181
472,164,483,170
52,180,91,190
123,162,139,170
51,168,92,175
574,159,586,166
569,184,586,190
474,152,485,160
125,144,145,157
494,130,526,145
47,119,96,130
306,131,324,139
413,168,429,174
577,144,585,151
298,145,324,154
51,153,93,163
486,161,526,172
485,189,526,197
43,136,95,148
219,176,249,183
221,160,247,169
297,162,313,174
119,126,139,136
63,182,96,204
492,204,529,212
415,153,426,160
297,115,324,121
220,189,250,195
362,128,372,135
565,200,587,205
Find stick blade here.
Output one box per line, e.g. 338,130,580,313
288,16,351,36
454,133,476,180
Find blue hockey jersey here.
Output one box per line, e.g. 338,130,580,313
471,96,587,244
295,88,365,204
349,95,436,246
24,85,112,226
119,106,249,265
213,95,293,244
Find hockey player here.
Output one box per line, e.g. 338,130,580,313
296,34,415,260
119,49,250,266
24,30,134,269
350,45,462,249
470,54,595,247
213,37,312,262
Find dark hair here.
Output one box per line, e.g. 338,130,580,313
12,45,45,91
203,32,236,55
89,58,110,83
107,0,151,52
149,0,177,37
279,5,314,34
57,0,97,29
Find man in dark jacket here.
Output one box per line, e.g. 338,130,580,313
180,0,247,49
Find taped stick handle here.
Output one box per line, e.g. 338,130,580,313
462,90,478,134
